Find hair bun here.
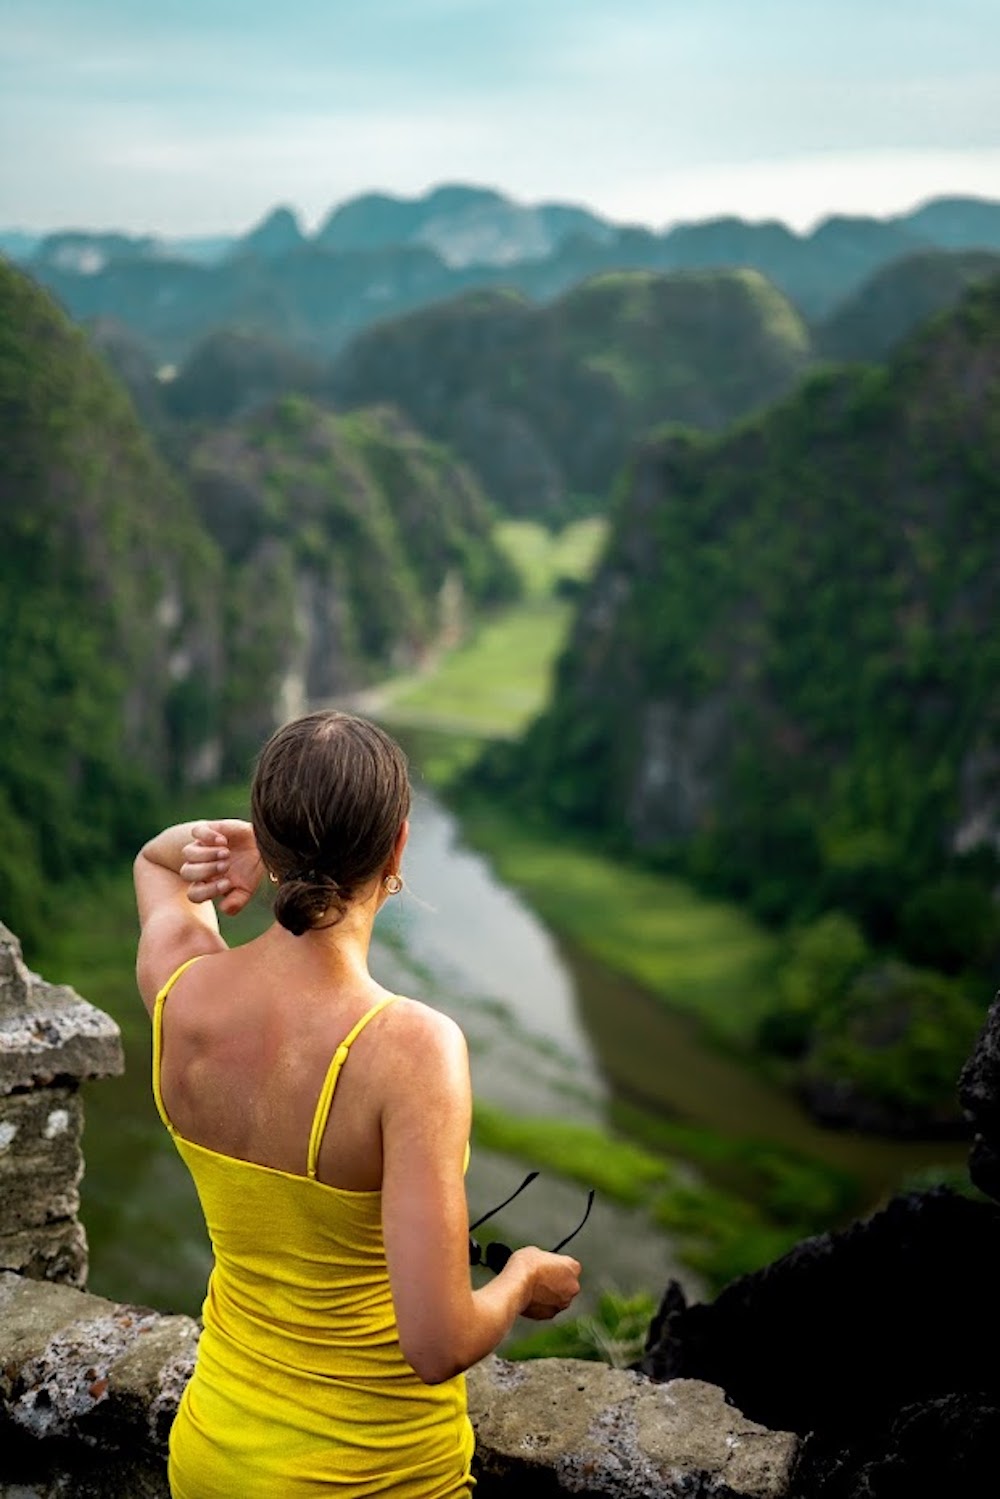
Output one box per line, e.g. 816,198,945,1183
273,874,345,937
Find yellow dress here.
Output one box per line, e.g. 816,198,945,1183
153,958,474,1498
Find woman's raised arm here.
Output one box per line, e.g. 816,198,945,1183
133,818,262,1012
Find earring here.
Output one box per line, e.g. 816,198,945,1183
383,873,403,895
268,871,278,884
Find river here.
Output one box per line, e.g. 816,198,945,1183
80,788,966,1323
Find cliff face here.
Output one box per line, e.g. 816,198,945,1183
635,993,1000,1496
189,397,518,767
330,270,812,522
494,279,1000,1124
515,276,1000,875
0,262,223,942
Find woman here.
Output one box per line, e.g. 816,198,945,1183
134,709,582,1498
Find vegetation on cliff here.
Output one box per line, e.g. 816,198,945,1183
481,277,1000,1124
0,264,522,936
164,327,326,425
0,262,221,946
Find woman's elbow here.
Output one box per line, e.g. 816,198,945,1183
415,1359,463,1387
399,1335,465,1386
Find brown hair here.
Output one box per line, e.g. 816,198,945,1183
250,711,411,936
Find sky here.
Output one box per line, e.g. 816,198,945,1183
2,0,999,236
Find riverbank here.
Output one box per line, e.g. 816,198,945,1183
458,801,780,1050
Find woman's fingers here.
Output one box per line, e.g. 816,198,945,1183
190,819,227,845
179,821,257,914
180,853,229,880
218,887,250,917
181,849,229,870
185,836,227,862
181,832,230,889
186,876,232,905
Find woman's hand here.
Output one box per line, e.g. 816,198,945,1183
181,819,263,918
505,1247,582,1321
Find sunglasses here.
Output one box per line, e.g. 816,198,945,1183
468,1170,595,1273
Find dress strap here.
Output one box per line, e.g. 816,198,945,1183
152,955,210,1133
306,995,398,1180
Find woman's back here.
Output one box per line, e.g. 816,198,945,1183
155,932,401,1189
154,954,474,1499
134,710,580,1497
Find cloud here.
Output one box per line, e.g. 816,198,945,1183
616,147,1000,231
2,1,998,232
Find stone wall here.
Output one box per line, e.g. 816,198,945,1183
0,1272,798,1498
0,924,123,1286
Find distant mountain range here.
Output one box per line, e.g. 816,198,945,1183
4,185,1000,363
0,184,619,272
7,185,1000,276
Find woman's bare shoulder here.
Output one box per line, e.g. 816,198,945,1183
379,995,469,1075
377,996,471,1139
385,993,466,1041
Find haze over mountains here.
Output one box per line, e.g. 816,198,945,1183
0,185,616,270
5,184,1000,364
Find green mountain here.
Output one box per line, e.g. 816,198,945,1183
29,243,479,364
164,327,326,425
0,262,222,944
31,230,160,273
817,249,1000,363
494,278,1000,1124
153,246,1000,474
189,397,519,765
330,269,812,522
901,195,1000,249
